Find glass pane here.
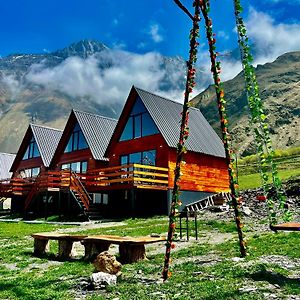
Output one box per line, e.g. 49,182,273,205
142,113,159,137
25,169,32,178
93,193,102,204
73,122,81,131
142,150,156,165
23,147,29,160
32,167,40,177
61,164,70,170
81,161,88,173
121,155,128,165
71,162,80,173
120,117,133,141
32,143,40,158
131,97,146,115
129,152,142,164
102,194,108,205
64,137,73,153
134,115,142,138
78,131,88,150
73,131,79,151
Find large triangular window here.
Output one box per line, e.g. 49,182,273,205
22,136,40,160
64,122,88,153
120,97,159,141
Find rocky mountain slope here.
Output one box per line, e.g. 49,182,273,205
191,51,300,156
0,40,188,153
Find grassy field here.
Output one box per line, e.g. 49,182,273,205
0,217,299,300
238,148,300,190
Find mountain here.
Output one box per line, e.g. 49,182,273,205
191,51,300,156
0,39,188,153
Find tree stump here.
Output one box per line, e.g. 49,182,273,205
33,238,49,256
119,244,146,263
82,241,111,261
58,240,74,259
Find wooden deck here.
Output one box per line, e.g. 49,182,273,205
0,164,169,199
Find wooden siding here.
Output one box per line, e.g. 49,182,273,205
108,134,169,167
168,150,229,193
12,157,45,178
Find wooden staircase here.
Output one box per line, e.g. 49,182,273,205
24,172,44,210
69,172,92,219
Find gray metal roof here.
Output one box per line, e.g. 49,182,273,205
73,110,117,161
31,124,63,167
0,152,16,179
135,87,225,158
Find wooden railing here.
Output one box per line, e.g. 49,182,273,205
0,177,35,197
70,172,91,211
85,164,169,189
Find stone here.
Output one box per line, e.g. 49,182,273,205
93,251,122,275
242,206,252,216
90,272,117,289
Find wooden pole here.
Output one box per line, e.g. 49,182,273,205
162,0,201,281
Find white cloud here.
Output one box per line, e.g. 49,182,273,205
0,74,22,97
217,31,229,40
26,50,185,105
149,24,164,43
246,8,300,64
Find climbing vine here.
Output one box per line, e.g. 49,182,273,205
199,0,246,257
162,0,201,281
233,0,290,224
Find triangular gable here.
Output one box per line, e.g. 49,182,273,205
106,86,225,158
10,124,63,172
0,152,16,179
50,110,117,168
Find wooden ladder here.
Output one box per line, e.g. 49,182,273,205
186,192,231,212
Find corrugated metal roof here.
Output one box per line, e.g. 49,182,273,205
135,87,225,158
0,152,16,179
73,110,117,161
31,124,63,167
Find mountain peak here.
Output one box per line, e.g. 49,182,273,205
52,39,109,59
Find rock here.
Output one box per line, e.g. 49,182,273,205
93,251,122,275
90,272,117,289
242,206,252,216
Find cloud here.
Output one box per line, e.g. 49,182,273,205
246,7,300,64
217,31,229,40
26,50,185,105
149,24,164,43
0,74,23,97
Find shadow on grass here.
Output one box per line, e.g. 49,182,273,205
247,264,299,287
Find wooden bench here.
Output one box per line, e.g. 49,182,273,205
81,235,166,263
270,222,300,233
31,233,88,259
32,233,165,263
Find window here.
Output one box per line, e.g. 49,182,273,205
93,193,108,205
120,150,156,166
61,161,88,173
120,97,159,141
22,137,40,160
64,122,88,153
20,167,40,178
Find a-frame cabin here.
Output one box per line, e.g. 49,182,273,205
102,86,229,216
8,124,63,212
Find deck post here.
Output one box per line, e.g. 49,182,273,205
58,190,61,220
130,189,136,219
44,191,48,221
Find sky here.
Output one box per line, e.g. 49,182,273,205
0,0,300,104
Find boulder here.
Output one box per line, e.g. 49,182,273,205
90,272,117,289
93,251,122,275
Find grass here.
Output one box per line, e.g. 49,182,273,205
0,218,299,300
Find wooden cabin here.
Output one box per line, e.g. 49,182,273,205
7,124,63,212
101,86,229,216
0,86,229,219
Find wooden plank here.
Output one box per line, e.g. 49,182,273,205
133,177,168,184
136,184,168,190
270,223,300,232
133,171,169,178
133,164,168,172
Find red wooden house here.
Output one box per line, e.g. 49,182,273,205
100,86,229,216
7,124,63,212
